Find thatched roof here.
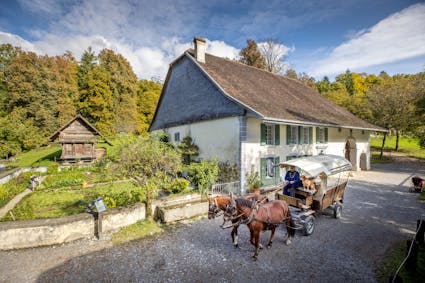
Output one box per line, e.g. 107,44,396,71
186,50,384,131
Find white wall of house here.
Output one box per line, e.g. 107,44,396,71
164,117,240,164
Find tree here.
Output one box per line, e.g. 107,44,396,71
178,136,199,165
78,66,115,134
98,49,140,133
77,47,97,91
137,80,162,133
112,135,182,218
368,75,416,154
258,39,289,74
239,39,266,70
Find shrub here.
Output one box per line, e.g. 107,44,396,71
185,160,219,195
217,161,239,183
166,178,190,194
246,170,262,190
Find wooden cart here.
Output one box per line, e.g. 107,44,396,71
275,154,352,236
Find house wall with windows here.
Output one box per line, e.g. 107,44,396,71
240,118,371,192
164,116,241,164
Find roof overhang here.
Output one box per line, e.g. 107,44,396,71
280,154,352,177
262,117,388,132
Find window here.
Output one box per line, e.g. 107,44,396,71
286,125,298,144
260,156,280,186
316,127,328,144
260,124,280,146
174,132,180,142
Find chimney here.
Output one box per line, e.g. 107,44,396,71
193,36,206,63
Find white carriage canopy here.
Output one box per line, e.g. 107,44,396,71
279,154,352,177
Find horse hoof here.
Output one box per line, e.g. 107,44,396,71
267,244,272,249
252,255,258,261
259,244,264,249
234,244,239,248
285,239,292,246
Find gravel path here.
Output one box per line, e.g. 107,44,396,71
1,159,424,283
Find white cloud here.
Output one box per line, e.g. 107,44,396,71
0,30,240,80
206,40,240,59
17,0,65,16
309,3,425,77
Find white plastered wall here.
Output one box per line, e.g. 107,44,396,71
164,117,240,164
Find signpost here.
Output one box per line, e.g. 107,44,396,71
87,197,107,239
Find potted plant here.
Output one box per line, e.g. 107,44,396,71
246,170,262,194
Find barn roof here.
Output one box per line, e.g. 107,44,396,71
184,50,385,131
49,115,113,145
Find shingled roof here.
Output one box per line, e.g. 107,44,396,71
185,50,384,131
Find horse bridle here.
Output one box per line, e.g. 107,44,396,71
208,198,223,219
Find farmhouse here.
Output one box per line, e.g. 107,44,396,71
150,37,385,192
50,115,112,163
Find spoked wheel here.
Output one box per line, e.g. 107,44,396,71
333,202,342,219
303,216,315,236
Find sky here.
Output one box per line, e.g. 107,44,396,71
0,0,424,81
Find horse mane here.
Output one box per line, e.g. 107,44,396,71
235,198,254,208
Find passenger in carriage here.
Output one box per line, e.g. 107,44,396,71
283,165,300,197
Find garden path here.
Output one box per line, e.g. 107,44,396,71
0,189,32,218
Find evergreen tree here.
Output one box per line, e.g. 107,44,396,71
239,39,266,70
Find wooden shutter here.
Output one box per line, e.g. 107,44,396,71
260,123,266,145
309,127,313,144
274,156,280,183
260,158,267,182
275,124,280,145
286,125,291,145
298,126,302,144
316,127,320,143
325,128,329,143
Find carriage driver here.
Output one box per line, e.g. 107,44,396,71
283,165,300,197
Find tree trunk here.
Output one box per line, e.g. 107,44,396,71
395,130,399,151
380,132,387,159
134,176,153,219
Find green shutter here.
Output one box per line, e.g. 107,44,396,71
309,127,313,144
275,124,280,145
325,128,328,143
260,123,266,145
316,127,320,143
298,126,302,144
286,125,291,145
275,156,280,183
260,158,267,182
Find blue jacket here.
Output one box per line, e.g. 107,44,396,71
285,171,300,187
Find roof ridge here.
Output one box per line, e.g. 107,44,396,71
186,48,308,87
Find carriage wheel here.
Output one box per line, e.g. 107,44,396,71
303,216,314,236
333,202,342,219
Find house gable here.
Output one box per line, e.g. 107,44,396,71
150,55,246,131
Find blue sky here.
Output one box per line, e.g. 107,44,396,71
0,0,424,80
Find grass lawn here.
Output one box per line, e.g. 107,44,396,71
111,220,163,245
1,181,145,221
377,240,425,282
371,135,425,160
7,145,62,168
0,171,32,208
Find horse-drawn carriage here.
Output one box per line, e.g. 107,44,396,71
276,154,352,236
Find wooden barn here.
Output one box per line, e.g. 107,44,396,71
50,115,112,163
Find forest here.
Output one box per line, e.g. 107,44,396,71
0,44,161,158
1,40,424,159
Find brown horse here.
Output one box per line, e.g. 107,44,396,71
208,193,268,248
224,197,295,260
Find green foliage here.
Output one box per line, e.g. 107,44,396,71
246,170,262,190
166,178,191,194
178,136,199,165
9,145,61,167
137,80,162,133
1,181,142,221
239,39,266,70
217,161,239,183
0,171,33,208
370,135,425,160
185,160,219,195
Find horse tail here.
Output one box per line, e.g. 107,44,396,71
287,208,296,237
